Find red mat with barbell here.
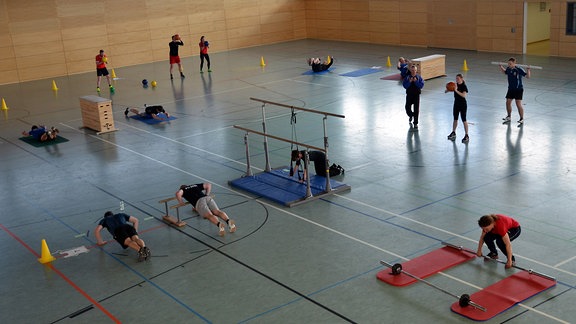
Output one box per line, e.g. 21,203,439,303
451,271,556,321
377,246,476,286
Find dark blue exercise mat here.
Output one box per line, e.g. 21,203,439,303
340,68,382,77
128,113,177,124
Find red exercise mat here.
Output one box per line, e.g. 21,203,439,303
451,271,556,321
377,246,476,286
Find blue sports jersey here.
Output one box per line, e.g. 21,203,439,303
505,67,527,90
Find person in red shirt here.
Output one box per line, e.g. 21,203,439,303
476,214,521,268
95,49,113,92
199,36,211,73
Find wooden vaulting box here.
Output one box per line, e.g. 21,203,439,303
79,95,118,134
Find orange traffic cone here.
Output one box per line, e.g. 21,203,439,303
38,239,56,264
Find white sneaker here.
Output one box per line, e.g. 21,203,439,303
502,116,511,122
517,119,524,124
228,220,236,233
218,223,225,236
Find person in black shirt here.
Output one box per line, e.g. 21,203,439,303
169,34,185,79
125,105,171,121
176,183,236,236
291,150,328,181
446,74,470,143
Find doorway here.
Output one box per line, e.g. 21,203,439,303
524,2,551,55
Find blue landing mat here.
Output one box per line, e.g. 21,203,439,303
302,68,333,75
339,68,382,77
229,167,351,207
128,113,177,124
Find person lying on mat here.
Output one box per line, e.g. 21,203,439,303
476,214,521,269
307,56,334,72
291,149,327,181
176,182,236,237
124,105,171,121
22,125,59,142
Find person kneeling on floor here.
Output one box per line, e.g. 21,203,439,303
176,182,236,237
95,211,150,262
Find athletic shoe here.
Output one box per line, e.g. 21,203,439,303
487,251,498,259
180,73,185,78
502,116,511,122
413,124,418,130
447,132,456,140
124,108,129,117
170,74,173,80
218,223,225,236
462,134,469,143
200,70,204,74
137,248,146,262
207,69,212,73
517,119,524,124
96,87,100,92
144,247,151,260
228,220,236,233
409,116,413,123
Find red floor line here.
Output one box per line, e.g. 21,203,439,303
0,223,121,323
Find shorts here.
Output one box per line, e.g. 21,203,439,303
505,88,523,100
170,56,181,64
113,224,138,249
97,68,109,77
195,196,219,218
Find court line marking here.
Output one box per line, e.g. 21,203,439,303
59,123,572,323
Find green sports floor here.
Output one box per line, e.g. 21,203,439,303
1,39,575,323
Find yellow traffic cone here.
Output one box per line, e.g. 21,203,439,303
462,60,469,71
111,69,117,79
260,56,266,67
386,56,392,68
1,98,8,110
51,80,58,91
38,239,56,264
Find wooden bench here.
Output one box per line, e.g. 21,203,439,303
158,197,190,227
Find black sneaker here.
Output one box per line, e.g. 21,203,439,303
144,247,151,260
124,108,129,117
170,74,173,80
487,251,498,259
462,134,469,143
180,72,185,78
447,132,456,140
137,248,146,262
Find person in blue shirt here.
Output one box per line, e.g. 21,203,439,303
397,57,410,78
22,125,59,142
500,57,531,125
95,211,150,261
403,65,425,129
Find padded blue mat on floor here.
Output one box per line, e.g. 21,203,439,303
229,167,350,206
129,113,176,124
302,68,333,75
340,68,382,77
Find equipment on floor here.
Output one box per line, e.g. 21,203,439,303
376,246,475,286
442,242,556,281
380,260,487,312
158,197,189,227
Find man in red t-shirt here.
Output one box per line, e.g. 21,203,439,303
476,214,521,268
95,49,113,92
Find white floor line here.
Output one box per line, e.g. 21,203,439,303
553,255,576,268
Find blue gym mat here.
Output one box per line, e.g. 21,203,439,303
302,68,333,75
339,68,382,77
129,113,177,124
229,167,351,207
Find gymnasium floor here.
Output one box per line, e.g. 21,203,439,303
1,39,575,323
